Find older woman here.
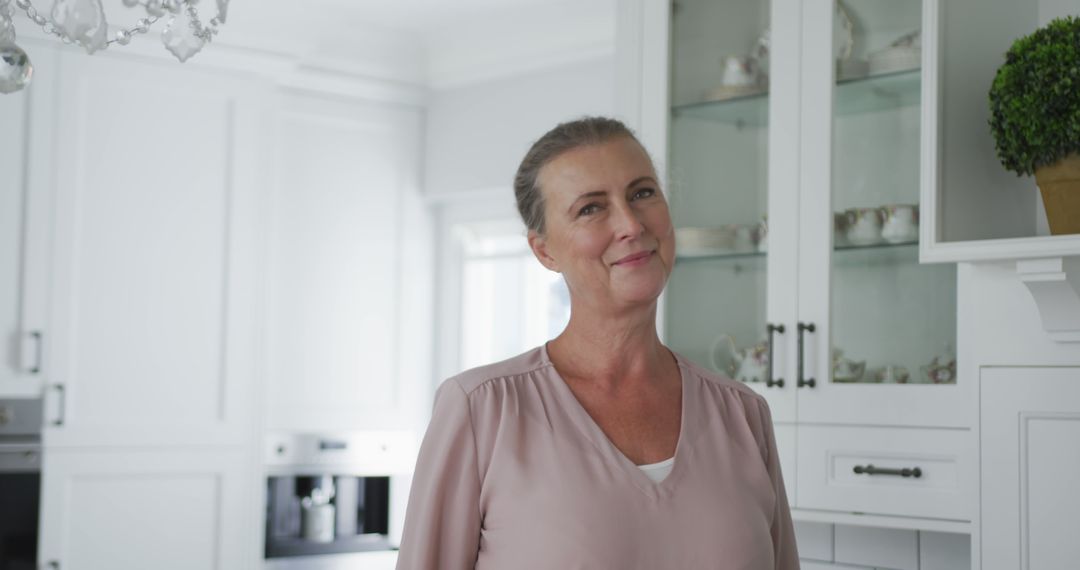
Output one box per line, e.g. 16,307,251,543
396,117,799,569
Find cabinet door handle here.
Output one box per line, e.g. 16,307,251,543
24,331,43,374
46,562,60,570
50,384,66,427
797,322,816,388
765,323,785,388
853,464,923,478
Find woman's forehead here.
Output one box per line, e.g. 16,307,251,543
538,139,655,197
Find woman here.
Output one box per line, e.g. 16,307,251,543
396,117,799,569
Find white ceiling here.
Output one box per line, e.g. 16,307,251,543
220,0,617,88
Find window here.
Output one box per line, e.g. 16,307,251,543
456,220,570,370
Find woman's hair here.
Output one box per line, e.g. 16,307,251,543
513,116,646,235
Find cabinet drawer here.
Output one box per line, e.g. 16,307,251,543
796,426,974,521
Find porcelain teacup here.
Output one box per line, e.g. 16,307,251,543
844,207,883,245
721,55,758,87
880,204,919,243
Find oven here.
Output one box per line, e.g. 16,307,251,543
263,432,412,570
0,398,42,570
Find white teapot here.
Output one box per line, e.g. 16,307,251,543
712,334,769,383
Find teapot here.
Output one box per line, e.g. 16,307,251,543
712,334,769,383
921,356,956,384
832,348,866,382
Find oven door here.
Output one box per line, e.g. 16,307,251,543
0,440,41,570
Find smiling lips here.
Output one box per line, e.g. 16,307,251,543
612,250,654,266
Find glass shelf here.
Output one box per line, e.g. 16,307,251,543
834,238,918,252
675,249,767,263
672,68,921,127
674,238,919,263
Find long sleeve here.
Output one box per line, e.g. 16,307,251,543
749,396,801,569
396,379,482,570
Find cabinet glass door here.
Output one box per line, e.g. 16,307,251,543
665,0,773,388
800,0,962,427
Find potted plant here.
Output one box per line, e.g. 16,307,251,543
988,15,1080,235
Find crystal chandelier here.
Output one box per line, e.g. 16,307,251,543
0,0,229,94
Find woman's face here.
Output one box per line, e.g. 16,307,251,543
528,137,675,313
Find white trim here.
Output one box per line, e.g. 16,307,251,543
921,235,1080,264
792,508,972,534
919,0,943,257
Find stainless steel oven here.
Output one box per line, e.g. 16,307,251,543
263,432,412,569
0,398,42,570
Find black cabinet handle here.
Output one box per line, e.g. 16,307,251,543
50,384,65,427
319,439,347,451
853,464,923,478
797,322,816,388
28,331,43,374
765,323,785,388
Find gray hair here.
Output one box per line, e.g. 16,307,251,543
513,116,646,235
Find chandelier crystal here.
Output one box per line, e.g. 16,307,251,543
0,0,228,94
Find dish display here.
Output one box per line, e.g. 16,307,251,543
675,221,767,257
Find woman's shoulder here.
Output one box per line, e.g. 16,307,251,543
442,345,552,397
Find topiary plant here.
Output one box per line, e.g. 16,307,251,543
988,16,1080,177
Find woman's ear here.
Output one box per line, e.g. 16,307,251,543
528,230,560,273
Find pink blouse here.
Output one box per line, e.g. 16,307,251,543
396,344,800,569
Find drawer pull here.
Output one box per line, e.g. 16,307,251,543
853,464,922,478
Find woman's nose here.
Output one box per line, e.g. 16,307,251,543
612,201,646,239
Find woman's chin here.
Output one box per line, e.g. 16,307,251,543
613,278,667,306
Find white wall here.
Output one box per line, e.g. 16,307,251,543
423,57,618,198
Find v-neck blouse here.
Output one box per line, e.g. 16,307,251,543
395,345,799,570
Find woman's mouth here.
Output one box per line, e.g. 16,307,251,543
613,251,654,266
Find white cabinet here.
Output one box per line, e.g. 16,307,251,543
620,0,972,527
980,366,1080,570
264,91,423,432
0,47,55,398
22,47,268,570
38,447,254,570
42,51,264,448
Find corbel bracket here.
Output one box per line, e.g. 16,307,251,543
1016,257,1080,342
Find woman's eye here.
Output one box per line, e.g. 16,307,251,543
632,188,656,200
578,203,601,216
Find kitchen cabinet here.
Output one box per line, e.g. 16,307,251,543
263,91,424,433
620,0,972,527
16,44,268,570
0,47,55,399
920,0,1080,262
40,50,265,448
980,366,1080,570
38,447,255,570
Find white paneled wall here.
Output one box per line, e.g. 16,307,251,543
795,522,969,570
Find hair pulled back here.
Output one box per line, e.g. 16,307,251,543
513,116,646,235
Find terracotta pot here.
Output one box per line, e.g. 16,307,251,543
1035,154,1080,235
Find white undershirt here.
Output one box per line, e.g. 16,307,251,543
636,456,675,483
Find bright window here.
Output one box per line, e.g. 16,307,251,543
456,220,570,370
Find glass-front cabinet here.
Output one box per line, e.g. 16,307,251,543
660,0,966,431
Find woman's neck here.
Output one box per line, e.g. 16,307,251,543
547,301,674,393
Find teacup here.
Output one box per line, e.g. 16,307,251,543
880,204,919,244
844,207,883,245
833,357,866,382
721,55,758,87
874,365,910,384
